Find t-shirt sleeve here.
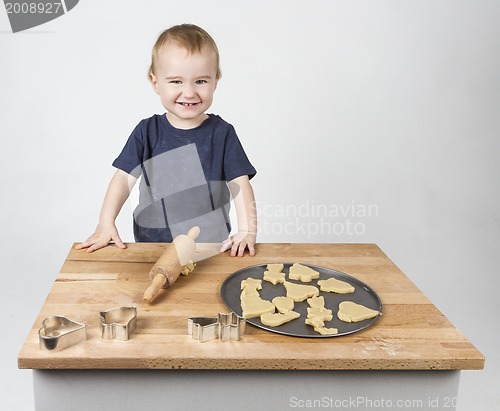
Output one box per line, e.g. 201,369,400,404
112,122,145,178
223,125,257,182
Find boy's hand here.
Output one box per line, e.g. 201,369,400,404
220,231,256,257
75,222,126,253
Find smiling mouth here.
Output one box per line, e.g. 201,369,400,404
177,102,200,107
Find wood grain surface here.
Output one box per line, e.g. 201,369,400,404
18,243,484,370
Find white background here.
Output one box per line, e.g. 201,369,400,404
1,1,499,409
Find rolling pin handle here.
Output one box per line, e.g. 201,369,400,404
187,226,200,241
143,274,167,303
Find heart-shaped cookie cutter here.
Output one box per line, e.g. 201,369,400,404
38,316,86,352
100,306,137,341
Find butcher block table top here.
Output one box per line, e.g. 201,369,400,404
18,243,484,370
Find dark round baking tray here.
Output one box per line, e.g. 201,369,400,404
221,263,382,338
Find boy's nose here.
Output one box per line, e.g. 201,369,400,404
182,84,195,98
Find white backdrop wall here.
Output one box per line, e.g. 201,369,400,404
1,1,499,410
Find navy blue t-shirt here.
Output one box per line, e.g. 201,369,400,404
113,113,256,243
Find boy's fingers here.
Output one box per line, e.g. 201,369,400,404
75,238,93,249
85,236,108,253
86,243,99,253
237,242,247,257
112,235,126,249
247,243,256,256
220,237,234,253
87,241,105,253
219,240,229,252
221,235,257,256
230,241,239,256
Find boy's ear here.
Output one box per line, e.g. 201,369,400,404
149,72,160,95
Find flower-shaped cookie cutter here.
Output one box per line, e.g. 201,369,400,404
38,316,86,352
187,312,245,343
100,306,137,341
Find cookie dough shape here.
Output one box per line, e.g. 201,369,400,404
283,281,319,302
337,301,379,323
307,307,333,322
240,277,262,297
260,310,300,327
305,299,334,334
272,296,294,313
241,277,262,291
314,327,338,335
317,277,355,294
241,295,275,319
305,317,326,328
263,270,285,285
307,295,326,310
288,263,320,282
240,287,259,297
266,263,284,272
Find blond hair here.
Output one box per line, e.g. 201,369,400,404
149,24,221,80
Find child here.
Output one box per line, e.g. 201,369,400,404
76,24,257,257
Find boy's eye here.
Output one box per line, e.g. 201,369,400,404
169,80,182,84
196,79,207,85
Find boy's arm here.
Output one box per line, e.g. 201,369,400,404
76,169,137,253
220,175,257,257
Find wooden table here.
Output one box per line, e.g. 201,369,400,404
18,243,484,410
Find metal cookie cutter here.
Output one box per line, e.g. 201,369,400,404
187,312,245,343
38,316,86,352
218,312,246,342
188,316,219,342
100,306,137,341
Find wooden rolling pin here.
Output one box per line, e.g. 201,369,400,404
143,226,200,303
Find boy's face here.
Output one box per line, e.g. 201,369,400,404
150,42,218,129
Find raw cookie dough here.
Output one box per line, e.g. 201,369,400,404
272,296,294,313
241,278,262,291
240,277,262,297
288,263,320,282
260,310,300,327
305,317,326,328
314,327,338,335
307,295,326,310
305,301,333,334
241,294,275,319
263,270,285,285
266,263,284,272
180,260,196,276
337,301,379,323
283,281,319,302
307,307,333,322
317,277,355,294
240,287,259,298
